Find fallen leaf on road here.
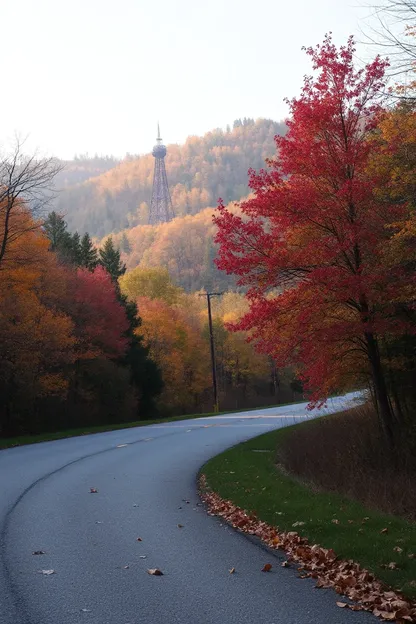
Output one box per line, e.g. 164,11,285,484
139,555,147,559
32,551,45,555
261,563,272,572
177,524,184,528
336,602,348,608
95,521,103,524
90,487,98,493
136,537,142,542
147,568,163,576
39,569,55,575
123,565,130,569
80,608,91,613
229,567,236,574
281,561,290,567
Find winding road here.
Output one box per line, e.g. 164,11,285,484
0,392,376,624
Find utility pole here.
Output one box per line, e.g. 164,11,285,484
199,291,222,412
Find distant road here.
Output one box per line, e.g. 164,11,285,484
0,392,376,623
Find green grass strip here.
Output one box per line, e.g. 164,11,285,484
202,425,416,601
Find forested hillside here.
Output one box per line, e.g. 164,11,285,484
54,154,120,189
54,118,286,238
111,207,237,292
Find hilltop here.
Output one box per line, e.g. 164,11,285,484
53,118,286,239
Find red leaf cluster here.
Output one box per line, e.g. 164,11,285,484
199,475,416,622
71,266,129,358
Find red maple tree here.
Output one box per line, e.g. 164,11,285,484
73,266,129,359
214,35,411,447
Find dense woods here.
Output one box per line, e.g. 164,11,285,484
53,119,285,238
118,269,299,414
0,202,162,437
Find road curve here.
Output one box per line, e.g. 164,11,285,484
0,393,376,624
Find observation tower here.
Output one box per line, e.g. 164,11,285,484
149,124,175,224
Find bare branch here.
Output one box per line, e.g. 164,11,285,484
0,140,63,267
361,0,416,91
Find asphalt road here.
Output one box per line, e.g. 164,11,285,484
0,392,377,624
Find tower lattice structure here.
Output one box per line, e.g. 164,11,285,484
149,125,175,224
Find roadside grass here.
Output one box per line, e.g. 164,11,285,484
202,423,416,601
0,399,302,450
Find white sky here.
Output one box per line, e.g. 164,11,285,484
1,0,380,159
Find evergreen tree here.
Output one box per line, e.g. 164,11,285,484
99,237,126,282
98,236,162,415
44,212,80,265
70,231,82,266
120,232,131,254
80,232,98,270
43,212,68,251
118,296,163,416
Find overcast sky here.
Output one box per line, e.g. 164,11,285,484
1,0,381,159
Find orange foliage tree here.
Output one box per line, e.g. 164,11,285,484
137,297,211,413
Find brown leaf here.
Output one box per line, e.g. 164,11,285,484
136,537,142,542
336,602,348,608
147,568,163,576
229,567,236,574
261,563,272,572
373,611,396,621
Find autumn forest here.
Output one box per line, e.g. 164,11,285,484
0,30,415,456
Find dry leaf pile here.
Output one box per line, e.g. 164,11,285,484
199,475,416,622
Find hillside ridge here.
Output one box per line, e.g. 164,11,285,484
53,118,286,239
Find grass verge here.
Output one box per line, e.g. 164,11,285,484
0,400,301,450
202,423,416,601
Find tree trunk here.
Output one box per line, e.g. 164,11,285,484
365,331,396,450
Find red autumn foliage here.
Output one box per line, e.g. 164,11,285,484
72,266,129,359
199,476,416,622
214,35,413,444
